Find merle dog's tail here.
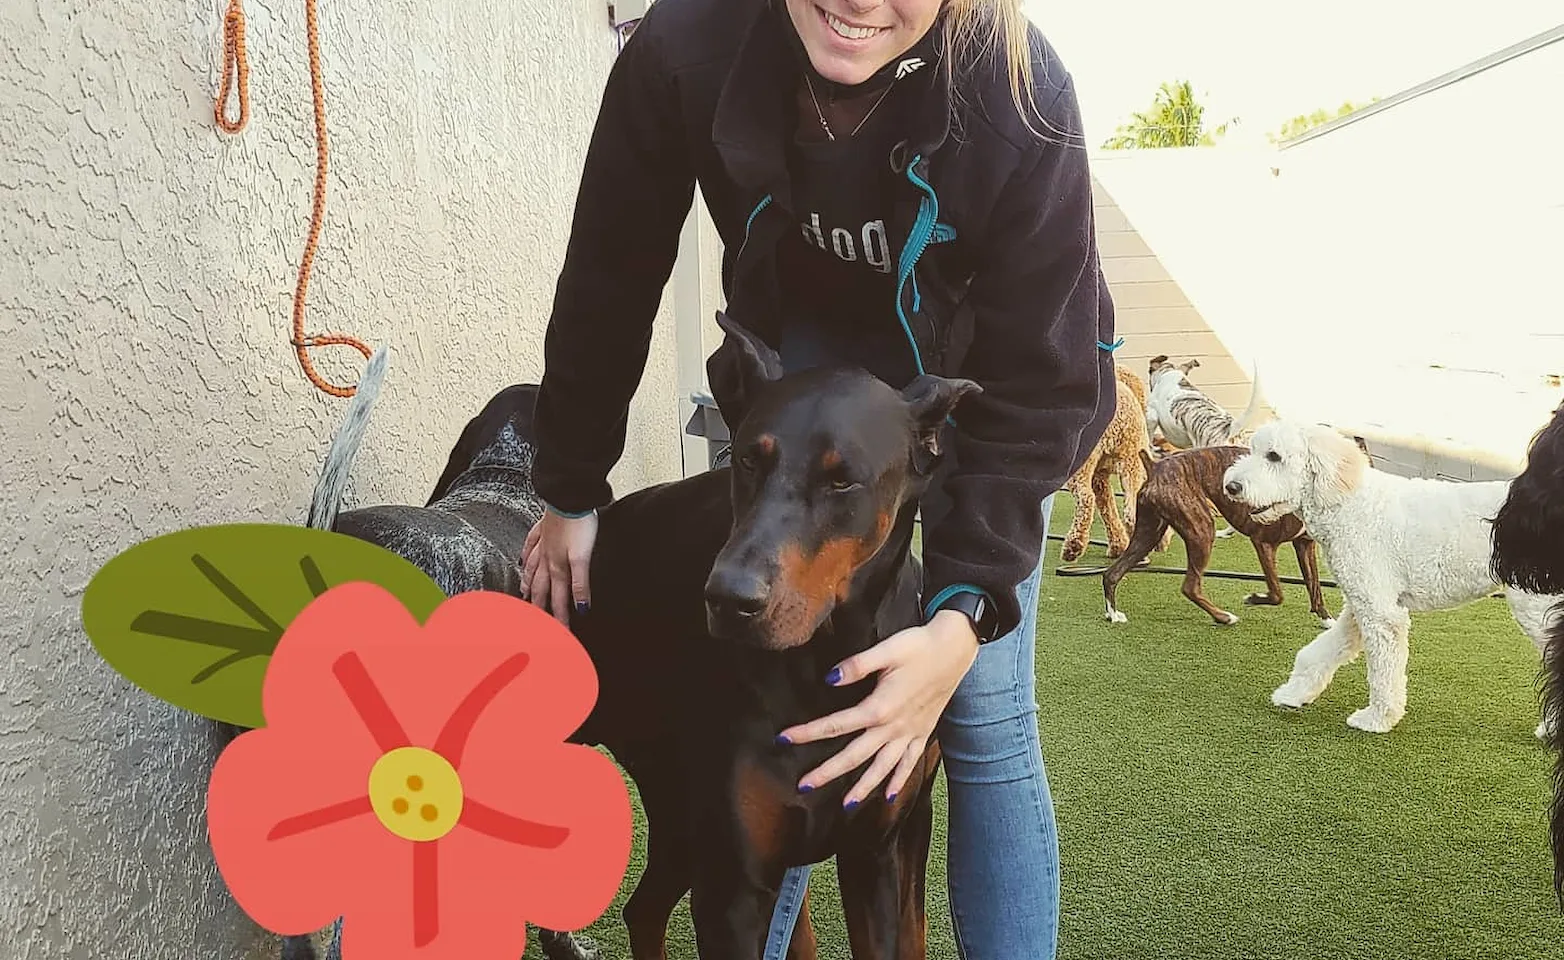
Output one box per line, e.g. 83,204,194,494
305,345,391,532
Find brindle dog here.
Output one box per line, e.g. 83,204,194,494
1101,446,1333,628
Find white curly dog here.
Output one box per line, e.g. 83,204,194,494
1222,419,1560,735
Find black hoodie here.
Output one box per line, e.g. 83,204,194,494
531,0,1117,638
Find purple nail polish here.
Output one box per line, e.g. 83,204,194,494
887,792,898,804
775,733,791,746
825,667,842,685
844,799,859,812
798,783,813,794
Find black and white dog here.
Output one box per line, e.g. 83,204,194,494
1145,355,1265,451
276,365,594,960
1489,399,1564,906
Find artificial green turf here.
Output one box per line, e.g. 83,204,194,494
526,492,1561,959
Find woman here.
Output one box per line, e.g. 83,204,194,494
522,0,1116,956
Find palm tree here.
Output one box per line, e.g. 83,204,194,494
1267,96,1382,143
1101,79,1235,150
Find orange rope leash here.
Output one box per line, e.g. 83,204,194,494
216,0,374,399
214,0,249,133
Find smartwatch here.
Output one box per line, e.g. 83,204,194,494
931,590,1000,644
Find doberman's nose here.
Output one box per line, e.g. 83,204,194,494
705,567,770,621
1225,480,1243,497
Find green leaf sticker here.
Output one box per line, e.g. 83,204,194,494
81,523,447,729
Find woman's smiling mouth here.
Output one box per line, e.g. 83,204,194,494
819,5,886,42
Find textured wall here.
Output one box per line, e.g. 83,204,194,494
0,0,683,955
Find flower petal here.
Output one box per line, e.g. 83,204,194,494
327,838,532,960
450,742,634,934
206,728,403,937
212,583,627,955
421,590,601,751
207,583,475,936
262,582,427,749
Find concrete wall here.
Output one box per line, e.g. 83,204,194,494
1084,30,1563,473
0,0,684,955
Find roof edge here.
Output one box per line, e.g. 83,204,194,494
1278,22,1564,150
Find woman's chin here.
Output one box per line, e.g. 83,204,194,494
805,51,879,87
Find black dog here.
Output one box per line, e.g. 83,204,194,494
303,313,974,959
1489,400,1564,906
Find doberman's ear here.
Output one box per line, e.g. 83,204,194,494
900,374,982,467
706,311,783,429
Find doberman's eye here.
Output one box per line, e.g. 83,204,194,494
1265,451,1282,463
737,452,758,472
829,479,861,493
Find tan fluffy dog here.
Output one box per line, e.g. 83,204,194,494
1061,366,1159,562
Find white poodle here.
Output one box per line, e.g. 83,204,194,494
1221,419,1560,735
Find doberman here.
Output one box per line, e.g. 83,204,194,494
312,312,977,959
1100,445,1334,628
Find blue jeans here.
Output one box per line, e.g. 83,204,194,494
762,496,1059,960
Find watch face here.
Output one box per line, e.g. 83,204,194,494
972,600,997,642
942,592,996,642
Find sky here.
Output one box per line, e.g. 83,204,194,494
1022,0,1563,146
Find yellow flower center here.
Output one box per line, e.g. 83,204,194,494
368,746,463,842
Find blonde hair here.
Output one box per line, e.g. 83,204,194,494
941,0,1075,142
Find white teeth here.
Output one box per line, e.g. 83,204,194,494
824,10,879,40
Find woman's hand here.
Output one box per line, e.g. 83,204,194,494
777,610,979,806
520,509,599,626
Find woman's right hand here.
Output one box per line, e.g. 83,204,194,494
520,509,599,626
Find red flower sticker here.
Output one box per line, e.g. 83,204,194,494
206,581,632,959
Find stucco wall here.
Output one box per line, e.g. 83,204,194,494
0,0,683,955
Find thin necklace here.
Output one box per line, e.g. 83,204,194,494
804,73,894,142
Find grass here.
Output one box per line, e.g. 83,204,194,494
525,493,1562,959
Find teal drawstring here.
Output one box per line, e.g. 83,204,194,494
1098,337,1125,352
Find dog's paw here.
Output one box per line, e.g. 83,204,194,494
1060,542,1085,563
1318,617,1337,630
1346,705,1403,734
1536,719,1554,742
1215,526,1236,539
1272,679,1318,709
1216,611,1239,626
1243,592,1281,607
279,935,320,960
1105,607,1128,624
536,930,603,960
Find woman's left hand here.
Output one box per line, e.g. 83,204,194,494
777,610,979,806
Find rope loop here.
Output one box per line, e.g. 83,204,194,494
214,0,375,398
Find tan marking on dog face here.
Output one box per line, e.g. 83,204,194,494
764,511,894,648
820,448,842,470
